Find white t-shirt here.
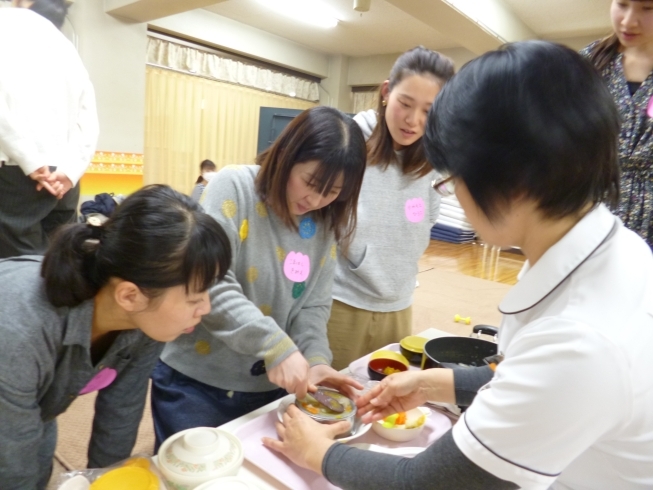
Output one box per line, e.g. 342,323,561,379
0,8,98,185
453,204,653,489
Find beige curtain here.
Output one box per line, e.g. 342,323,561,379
351,90,379,115
147,37,320,102
144,66,315,194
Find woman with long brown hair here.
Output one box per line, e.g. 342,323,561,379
581,0,653,249
327,47,454,370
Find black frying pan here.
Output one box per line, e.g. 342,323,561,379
421,325,498,370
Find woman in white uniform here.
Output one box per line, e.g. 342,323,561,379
262,41,653,489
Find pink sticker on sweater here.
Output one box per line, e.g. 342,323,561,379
647,96,653,118
79,367,117,395
283,251,310,283
405,197,425,223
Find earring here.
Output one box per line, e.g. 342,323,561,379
382,99,387,107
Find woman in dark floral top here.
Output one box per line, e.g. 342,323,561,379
581,0,653,249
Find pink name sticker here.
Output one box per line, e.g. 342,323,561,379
79,367,117,395
647,95,653,118
405,197,425,223
283,251,310,283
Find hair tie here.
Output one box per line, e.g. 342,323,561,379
87,223,103,241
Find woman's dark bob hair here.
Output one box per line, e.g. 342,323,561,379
42,185,232,308
256,106,366,243
424,40,620,220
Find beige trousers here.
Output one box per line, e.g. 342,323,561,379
327,300,412,371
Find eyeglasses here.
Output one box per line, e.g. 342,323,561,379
431,175,455,197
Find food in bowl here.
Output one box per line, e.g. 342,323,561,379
295,388,357,436
372,407,431,442
367,358,409,381
296,389,353,419
278,394,372,442
381,411,426,430
369,349,409,367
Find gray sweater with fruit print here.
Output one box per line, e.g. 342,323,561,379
161,165,335,392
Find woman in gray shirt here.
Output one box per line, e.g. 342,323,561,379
0,185,231,490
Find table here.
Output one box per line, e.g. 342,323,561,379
218,327,454,489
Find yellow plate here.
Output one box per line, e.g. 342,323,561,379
400,336,427,354
369,349,409,367
90,467,158,490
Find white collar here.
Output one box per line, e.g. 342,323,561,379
499,204,617,315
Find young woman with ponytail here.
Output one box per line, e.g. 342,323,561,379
327,47,454,370
0,185,231,490
581,0,653,249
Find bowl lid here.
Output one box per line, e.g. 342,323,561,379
400,336,427,353
295,389,356,422
89,467,158,490
158,427,243,478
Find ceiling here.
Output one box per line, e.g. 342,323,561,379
204,0,462,56
203,0,612,57
502,0,612,39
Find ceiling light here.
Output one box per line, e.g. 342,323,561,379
354,0,371,12
259,0,339,28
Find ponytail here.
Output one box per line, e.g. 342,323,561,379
40,184,232,308
41,224,103,307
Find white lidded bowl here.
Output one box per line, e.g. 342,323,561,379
194,476,260,490
157,427,244,490
371,407,430,443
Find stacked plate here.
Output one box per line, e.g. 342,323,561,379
431,196,475,244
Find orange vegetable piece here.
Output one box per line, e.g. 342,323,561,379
302,402,319,414
396,412,407,425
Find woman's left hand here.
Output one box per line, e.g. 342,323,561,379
308,364,363,398
262,404,349,474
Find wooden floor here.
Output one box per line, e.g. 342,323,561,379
419,240,526,286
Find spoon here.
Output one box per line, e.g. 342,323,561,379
309,389,345,413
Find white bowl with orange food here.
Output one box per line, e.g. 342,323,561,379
277,389,372,442
371,407,430,442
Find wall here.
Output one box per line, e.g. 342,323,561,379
546,34,602,51
149,9,329,78
320,55,353,112
348,47,477,87
67,0,147,154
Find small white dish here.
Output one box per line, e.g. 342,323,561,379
157,427,244,490
349,443,425,458
277,396,372,443
194,476,261,490
371,406,431,443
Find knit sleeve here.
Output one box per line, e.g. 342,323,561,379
198,166,299,369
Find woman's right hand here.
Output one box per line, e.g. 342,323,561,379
356,368,455,424
355,371,427,423
267,351,314,400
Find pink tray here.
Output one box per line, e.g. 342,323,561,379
235,396,452,490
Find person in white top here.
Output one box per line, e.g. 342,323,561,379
263,41,653,490
0,2,98,258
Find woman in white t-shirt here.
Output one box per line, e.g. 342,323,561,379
262,41,653,490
